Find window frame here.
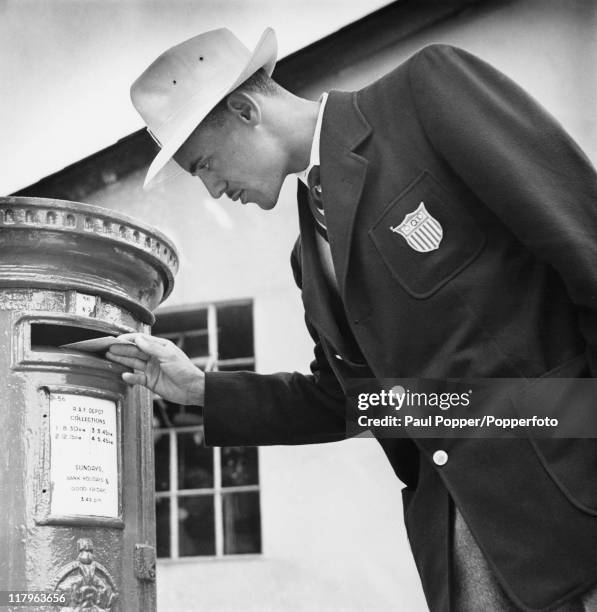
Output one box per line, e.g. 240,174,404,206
153,299,261,562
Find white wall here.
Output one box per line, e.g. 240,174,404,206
298,0,597,164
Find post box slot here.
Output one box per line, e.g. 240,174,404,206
31,323,113,351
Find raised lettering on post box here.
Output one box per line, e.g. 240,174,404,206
49,393,118,518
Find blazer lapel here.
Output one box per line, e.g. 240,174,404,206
297,182,348,352
295,92,371,358
319,90,371,301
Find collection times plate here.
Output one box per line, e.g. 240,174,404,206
49,393,118,518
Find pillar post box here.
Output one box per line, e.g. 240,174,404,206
0,196,178,611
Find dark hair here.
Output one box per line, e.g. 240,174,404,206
201,68,279,128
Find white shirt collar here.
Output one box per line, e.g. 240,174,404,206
296,92,329,186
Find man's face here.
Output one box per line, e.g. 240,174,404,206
174,107,286,210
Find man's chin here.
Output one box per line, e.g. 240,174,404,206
246,190,278,210
256,199,277,211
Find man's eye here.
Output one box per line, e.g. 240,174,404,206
192,159,210,175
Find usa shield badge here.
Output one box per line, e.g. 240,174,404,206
390,201,443,252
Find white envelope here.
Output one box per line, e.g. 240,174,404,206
60,335,135,353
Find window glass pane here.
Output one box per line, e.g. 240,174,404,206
222,492,261,554
153,401,169,428
154,429,169,492
156,497,170,558
177,430,213,489
153,309,208,336
221,447,259,487
183,331,209,359
155,400,203,428
179,495,215,556
170,406,202,427
217,303,253,360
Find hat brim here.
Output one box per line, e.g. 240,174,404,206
143,27,278,190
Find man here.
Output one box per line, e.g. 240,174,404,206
108,27,597,611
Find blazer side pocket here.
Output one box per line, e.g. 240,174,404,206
520,353,597,514
369,171,485,298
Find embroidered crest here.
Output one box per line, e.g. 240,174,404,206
390,202,443,252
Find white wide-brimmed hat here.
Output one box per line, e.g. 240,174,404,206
131,27,278,189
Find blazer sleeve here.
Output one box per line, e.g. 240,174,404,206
203,238,347,447
409,44,597,373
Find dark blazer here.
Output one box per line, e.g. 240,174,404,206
204,45,597,611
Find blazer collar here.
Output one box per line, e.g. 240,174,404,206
319,89,371,299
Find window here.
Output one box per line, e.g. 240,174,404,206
152,301,261,559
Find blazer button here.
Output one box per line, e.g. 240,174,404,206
432,450,448,466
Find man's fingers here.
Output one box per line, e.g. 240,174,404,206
115,332,144,342
122,371,147,387
106,352,148,370
108,343,149,359
116,332,173,359
134,334,174,359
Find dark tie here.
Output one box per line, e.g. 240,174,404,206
307,165,328,241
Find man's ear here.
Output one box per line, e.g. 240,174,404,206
226,91,261,126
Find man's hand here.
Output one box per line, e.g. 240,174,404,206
106,333,205,405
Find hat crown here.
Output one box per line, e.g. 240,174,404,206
131,28,251,142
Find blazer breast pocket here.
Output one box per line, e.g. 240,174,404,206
369,171,485,299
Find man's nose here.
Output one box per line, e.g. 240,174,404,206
201,173,227,199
